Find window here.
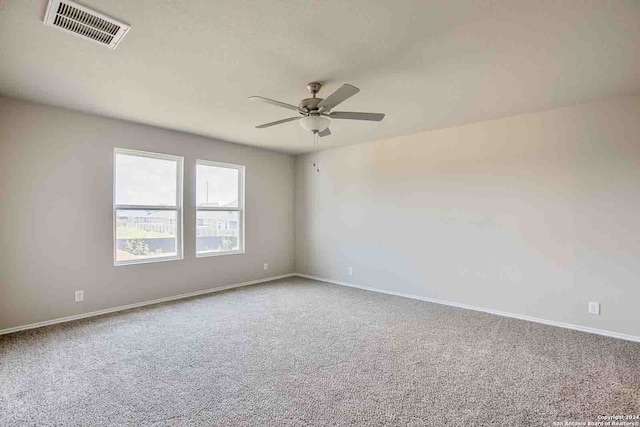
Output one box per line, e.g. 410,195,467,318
114,148,183,265
196,160,244,256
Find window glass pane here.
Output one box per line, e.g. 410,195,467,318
116,153,177,206
196,164,239,208
196,211,240,253
116,210,177,262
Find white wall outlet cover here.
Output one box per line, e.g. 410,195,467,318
348,267,353,276
75,290,84,303
588,301,600,315
263,263,268,271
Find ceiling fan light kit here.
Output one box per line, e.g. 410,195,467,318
299,115,330,133
249,82,385,140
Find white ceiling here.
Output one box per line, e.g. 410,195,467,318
1,1,639,154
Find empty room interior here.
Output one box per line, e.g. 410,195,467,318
1,1,640,426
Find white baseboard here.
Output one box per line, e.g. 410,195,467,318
5,272,639,344
0,273,296,336
295,273,640,343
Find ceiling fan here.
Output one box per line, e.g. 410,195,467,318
249,82,385,137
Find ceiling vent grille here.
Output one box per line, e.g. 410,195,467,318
43,0,130,50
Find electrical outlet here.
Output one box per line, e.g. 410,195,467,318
588,301,600,315
75,290,84,303
348,267,353,276
263,263,268,271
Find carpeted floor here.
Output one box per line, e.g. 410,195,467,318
1,277,639,426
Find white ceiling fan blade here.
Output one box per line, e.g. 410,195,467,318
249,96,302,113
255,117,300,129
318,128,331,137
317,84,360,111
328,111,385,121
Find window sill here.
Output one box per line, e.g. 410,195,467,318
196,250,245,258
114,255,183,267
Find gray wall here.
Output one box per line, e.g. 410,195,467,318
3,94,640,337
0,97,295,330
296,95,640,338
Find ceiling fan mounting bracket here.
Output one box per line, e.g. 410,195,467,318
307,82,322,97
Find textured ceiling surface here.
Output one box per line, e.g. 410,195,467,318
1,0,639,153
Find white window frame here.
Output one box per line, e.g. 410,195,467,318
196,159,245,258
113,148,184,266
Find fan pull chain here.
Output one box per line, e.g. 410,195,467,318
312,131,320,173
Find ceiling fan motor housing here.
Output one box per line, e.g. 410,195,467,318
299,97,323,112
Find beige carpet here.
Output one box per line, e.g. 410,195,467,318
1,277,639,426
